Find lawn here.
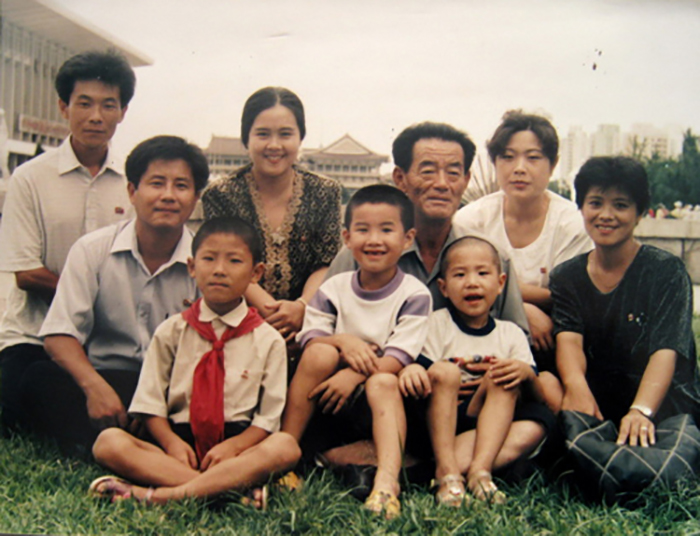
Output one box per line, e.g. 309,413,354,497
2,320,700,535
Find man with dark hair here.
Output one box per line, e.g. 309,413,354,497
327,121,526,325
0,50,136,432
16,135,207,457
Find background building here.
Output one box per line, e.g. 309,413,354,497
1,0,151,175
204,133,388,202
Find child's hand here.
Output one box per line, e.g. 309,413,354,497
308,368,365,414
459,362,489,397
163,436,199,470
335,334,379,376
200,437,244,471
399,364,431,398
265,299,305,342
488,358,535,390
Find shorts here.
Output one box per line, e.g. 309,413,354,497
299,385,374,459
163,421,250,450
405,395,557,460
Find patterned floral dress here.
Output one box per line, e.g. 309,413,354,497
202,164,342,301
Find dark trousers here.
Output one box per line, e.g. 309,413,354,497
0,343,50,432
0,344,139,457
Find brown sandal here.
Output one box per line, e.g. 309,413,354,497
431,473,467,507
467,470,506,504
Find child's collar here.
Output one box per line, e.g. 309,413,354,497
447,303,496,336
351,268,405,301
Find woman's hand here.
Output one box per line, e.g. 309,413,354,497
617,409,655,447
399,364,431,399
524,303,554,352
264,299,306,342
488,358,535,390
561,381,603,420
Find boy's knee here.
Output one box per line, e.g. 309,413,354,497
92,427,129,464
365,372,398,398
267,431,302,467
428,361,460,388
297,344,340,375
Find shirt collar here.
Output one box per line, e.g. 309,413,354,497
447,303,496,336
110,219,193,275
199,298,249,327
57,136,124,177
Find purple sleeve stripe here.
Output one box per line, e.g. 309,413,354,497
397,293,432,319
299,329,332,348
309,289,337,316
383,347,412,367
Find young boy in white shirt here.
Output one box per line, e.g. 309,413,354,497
282,184,432,519
89,217,300,508
400,236,553,505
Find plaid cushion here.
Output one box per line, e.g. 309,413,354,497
561,411,700,503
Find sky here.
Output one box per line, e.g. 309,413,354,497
51,0,700,162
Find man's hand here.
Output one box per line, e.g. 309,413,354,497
335,334,379,376
524,303,554,352
488,358,535,390
308,368,365,414
264,300,306,342
84,382,128,430
399,364,431,398
163,436,199,469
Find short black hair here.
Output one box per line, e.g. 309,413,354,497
574,156,650,216
241,87,306,147
125,136,209,192
344,184,414,231
440,236,502,277
192,217,263,264
487,110,559,164
392,122,476,173
55,50,136,107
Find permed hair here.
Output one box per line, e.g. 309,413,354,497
392,122,476,173
55,50,136,107
487,110,559,164
574,156,650,216
192,216,263,264
440,236,502,277
125,136,209,192
240,87,306,147
344,184,415,231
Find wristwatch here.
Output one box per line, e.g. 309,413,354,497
629,404,653,418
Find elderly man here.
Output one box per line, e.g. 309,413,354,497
23,135,209,456
319,122,551,485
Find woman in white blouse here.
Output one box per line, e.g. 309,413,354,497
454,111,591,378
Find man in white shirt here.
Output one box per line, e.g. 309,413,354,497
21,135,208,457
0,50,136,432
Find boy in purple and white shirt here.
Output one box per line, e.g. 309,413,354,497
282,185,431,519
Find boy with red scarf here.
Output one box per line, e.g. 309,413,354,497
89,217,299,509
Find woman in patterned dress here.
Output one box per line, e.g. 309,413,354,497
202,87,342,345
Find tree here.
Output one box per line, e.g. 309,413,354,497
644,130,700,208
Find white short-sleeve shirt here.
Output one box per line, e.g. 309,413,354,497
0,138,130,351
129,299,287,433
39,219,198,370
453,190,592,288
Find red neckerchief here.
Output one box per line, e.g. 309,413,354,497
182,298,264,460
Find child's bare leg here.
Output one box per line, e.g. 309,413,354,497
465,375,518,500
93,428,199,487
428,362,461,478
323,440,377,465
538,371,563,414
282,343,341,441
127,432,301,503
364,373,404,497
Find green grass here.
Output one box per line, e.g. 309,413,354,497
3,319,700,534
2,432,700,535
